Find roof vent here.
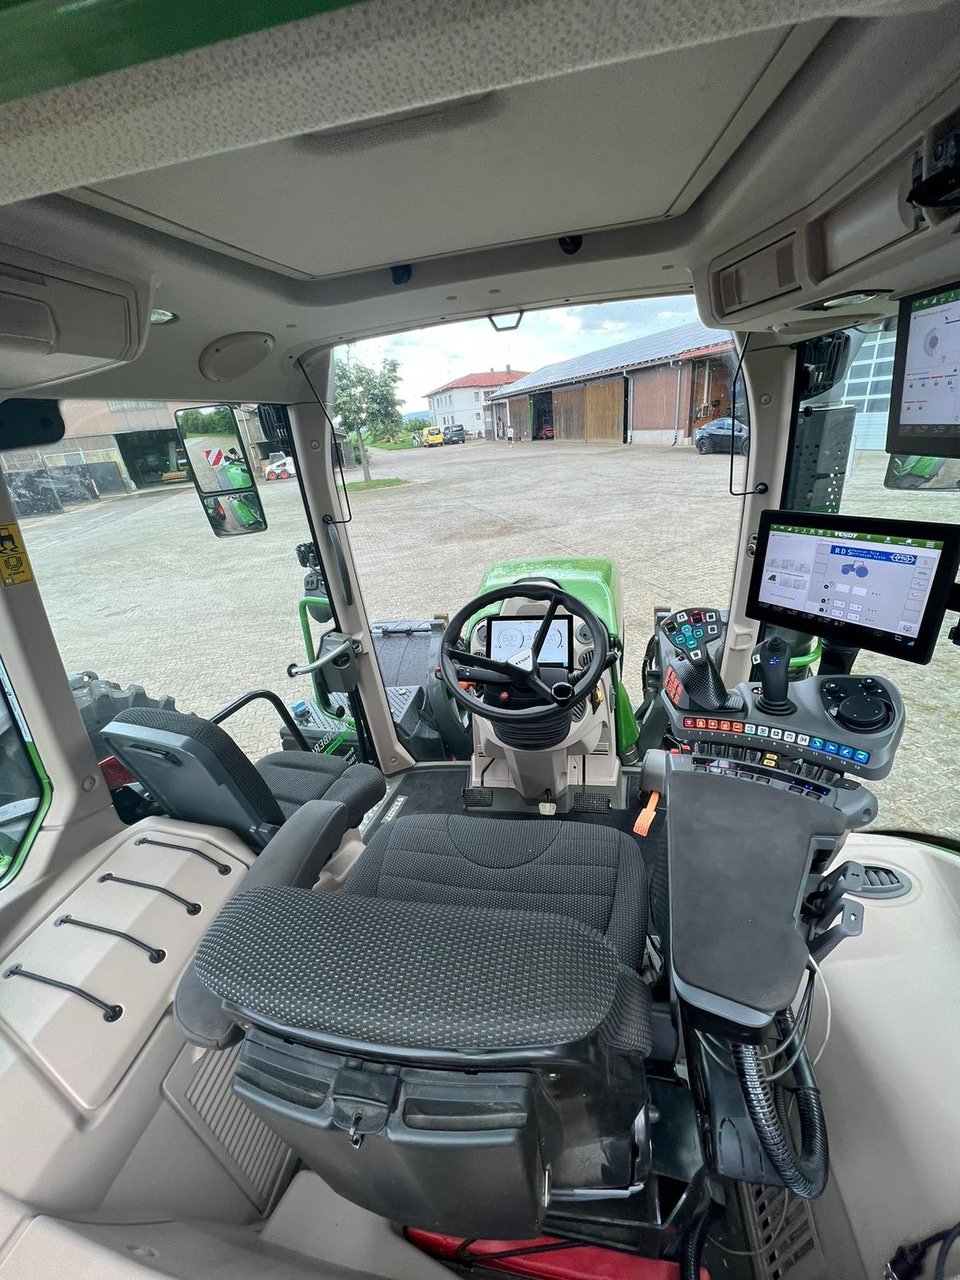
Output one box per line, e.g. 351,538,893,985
850,864,912,900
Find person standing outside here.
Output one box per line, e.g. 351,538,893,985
506,425,514,447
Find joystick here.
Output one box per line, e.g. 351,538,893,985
752,636,797,716
660,609,744,713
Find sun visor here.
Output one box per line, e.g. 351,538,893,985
0,248,144,393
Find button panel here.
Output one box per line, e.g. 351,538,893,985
681,715,870,766
662,607,723,656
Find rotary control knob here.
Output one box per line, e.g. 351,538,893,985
834,692,888,733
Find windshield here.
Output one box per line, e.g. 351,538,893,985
782,322,959,843
331,300,748,747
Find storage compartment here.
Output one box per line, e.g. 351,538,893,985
814,149,919,278
0,246,143,392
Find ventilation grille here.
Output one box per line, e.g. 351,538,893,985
578,650,594,670
166,1042,293,1212
741,1185,828,1280
851,864,912,899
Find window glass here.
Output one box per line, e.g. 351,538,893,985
0,661,49,884
5,403,316,777
331,301,745,757
783,321,960,841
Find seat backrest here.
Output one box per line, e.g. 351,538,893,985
102,708,284,847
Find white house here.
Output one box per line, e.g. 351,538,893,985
425,369,528,437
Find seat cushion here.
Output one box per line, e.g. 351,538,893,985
193,886,651,1054
256,752,386,828
346,814,648,970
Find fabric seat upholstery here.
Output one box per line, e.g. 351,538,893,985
345,813,649,970
106,708,385,834
256,751,385,827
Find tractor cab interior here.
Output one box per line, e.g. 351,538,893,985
1,5,960,1280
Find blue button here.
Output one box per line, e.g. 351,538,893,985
810,737,824,750
687,636,697,647
825,741,839,754
839,745,854,759
682,624,692,635
854,749,870,764
693,627,704,639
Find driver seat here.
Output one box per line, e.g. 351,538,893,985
188,813,652,1238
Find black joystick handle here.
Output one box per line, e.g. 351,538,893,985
661,609,742,713
752,637,796,715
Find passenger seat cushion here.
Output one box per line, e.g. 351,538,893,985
346,815,648,969
192,886,652,1054
256,752,386,825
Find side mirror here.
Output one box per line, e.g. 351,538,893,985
884,453,960,491
174,404,267,537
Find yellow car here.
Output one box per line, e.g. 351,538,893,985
422,425,444,447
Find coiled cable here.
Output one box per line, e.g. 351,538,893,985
732,1008,828,1200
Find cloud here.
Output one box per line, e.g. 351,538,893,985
341,295,703,412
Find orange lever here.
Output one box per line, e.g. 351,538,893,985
633,790,660,837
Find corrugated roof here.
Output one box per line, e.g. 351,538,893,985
490,321,731,398
426,369,529,397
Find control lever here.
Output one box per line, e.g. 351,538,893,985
660,609,743,713
751,636,797,715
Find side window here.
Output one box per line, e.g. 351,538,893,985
0,661,49,885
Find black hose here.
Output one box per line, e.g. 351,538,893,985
680,1198,715,1280
732,1010,828,1200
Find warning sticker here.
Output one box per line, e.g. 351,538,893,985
0,524,34,587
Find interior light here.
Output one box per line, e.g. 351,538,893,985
804,291,890,311
149,308,179,325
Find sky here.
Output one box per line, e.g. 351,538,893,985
338,296,701,414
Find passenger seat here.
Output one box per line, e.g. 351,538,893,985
102,708,385,849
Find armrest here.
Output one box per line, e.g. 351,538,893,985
174,799,349,1050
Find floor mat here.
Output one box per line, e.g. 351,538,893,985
366,766,653,840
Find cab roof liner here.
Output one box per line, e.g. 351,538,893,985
0,0,944,205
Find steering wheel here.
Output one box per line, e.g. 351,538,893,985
439,583,615,725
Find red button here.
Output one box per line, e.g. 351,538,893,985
695,718,707,729
719,720,731,731
683,716,695,728
707,719,719,730
732,722,744,733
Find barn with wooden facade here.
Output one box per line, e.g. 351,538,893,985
489,321,733,445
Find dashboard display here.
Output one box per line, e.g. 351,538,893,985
747,510,960,664
487,616,573,667
887,281,960,460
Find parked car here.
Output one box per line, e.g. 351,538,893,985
422,425,444,447
265,454,296,479
693,417,748,454
443,424,465,444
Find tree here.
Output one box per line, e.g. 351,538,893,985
334,356,405,481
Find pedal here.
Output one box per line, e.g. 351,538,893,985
462,786,493,808
538,800,558,816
